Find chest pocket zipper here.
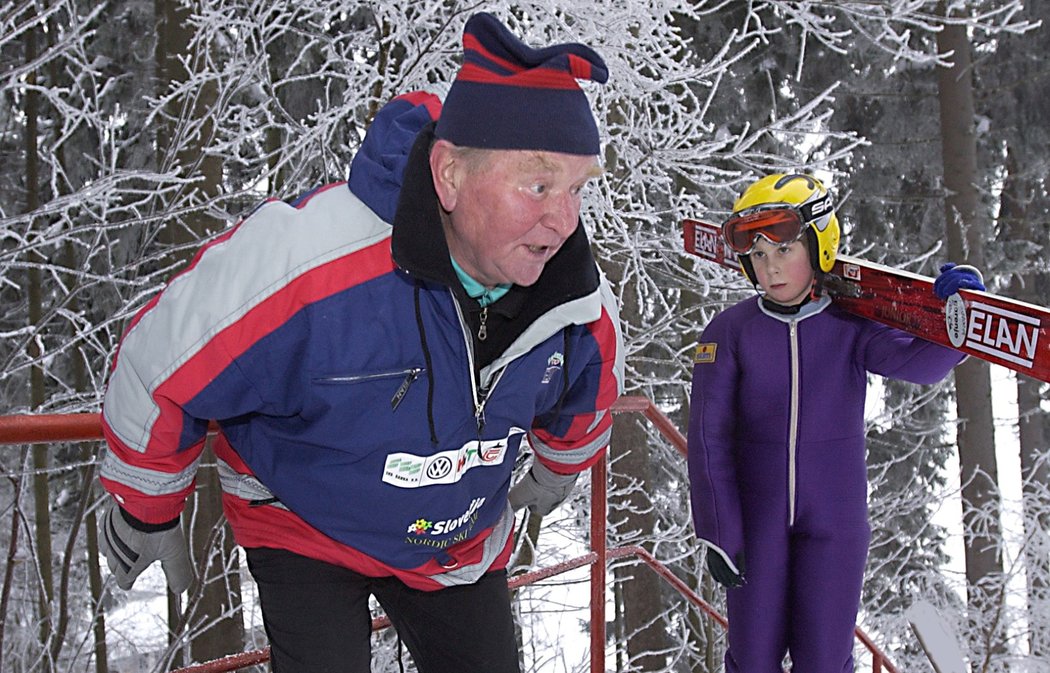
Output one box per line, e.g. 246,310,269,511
390,368,423,410
312,367,425,411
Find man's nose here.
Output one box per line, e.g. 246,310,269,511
544,191,578,236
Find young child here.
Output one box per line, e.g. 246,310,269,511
687,173,984,672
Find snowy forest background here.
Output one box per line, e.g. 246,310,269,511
1,0,1048,671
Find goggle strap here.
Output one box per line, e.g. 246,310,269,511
797,193,834,225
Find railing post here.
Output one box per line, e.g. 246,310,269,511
590,454,608,673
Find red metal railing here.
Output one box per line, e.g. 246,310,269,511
0,396,899,673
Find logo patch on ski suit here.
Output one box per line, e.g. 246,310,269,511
694,343,717,364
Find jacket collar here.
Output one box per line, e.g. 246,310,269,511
758,293,832,323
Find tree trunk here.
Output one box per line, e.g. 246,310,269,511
599,197,675,670
23,13,57,671
0,456,28,673
186,448,244,664
155,0,224,256
609,415,672,672
999,147,1050,657
154,0,243,663
85,499,109,673
678,291,726,672
935,3,1005,661
1016,372,1050,657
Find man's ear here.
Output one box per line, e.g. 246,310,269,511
429,140,460,212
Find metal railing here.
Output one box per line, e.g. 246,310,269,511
0,396,899,673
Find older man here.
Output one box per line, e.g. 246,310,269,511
98,12,623,673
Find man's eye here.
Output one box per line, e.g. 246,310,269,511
530,184,547,195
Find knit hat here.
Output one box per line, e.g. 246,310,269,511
434,12,608,155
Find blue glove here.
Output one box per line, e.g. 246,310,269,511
934,263,985,300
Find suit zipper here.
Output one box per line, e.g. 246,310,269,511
788,319,800,526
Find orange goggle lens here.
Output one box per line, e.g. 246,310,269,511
721,208,806,255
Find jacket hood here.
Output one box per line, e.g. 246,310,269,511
347,92,442,223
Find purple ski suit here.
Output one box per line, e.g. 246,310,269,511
687,294,963,672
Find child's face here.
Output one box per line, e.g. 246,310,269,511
749,238,815,306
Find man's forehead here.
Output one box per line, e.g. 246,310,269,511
508,150,602,175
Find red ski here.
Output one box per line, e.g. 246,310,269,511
682,218,1050,384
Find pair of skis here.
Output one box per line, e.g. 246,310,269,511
682,219,1050,384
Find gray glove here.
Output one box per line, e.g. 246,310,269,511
99,502,194,593
509,461,579,516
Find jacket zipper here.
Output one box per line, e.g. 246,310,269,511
314,368,423,411
452,298,505,436
478,306,488,341
788,319,800,526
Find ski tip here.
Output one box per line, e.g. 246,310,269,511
905,600,967,673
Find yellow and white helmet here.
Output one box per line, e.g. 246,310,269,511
722,173,841,283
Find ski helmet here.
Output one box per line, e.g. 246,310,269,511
722,173,840,284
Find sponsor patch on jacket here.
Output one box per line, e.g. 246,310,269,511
694,343,717,364
382,428,524,488
541,351,564,384
404,497,485,549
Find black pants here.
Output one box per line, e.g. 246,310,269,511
246,548,522,673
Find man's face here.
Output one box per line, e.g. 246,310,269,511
432,143,601,288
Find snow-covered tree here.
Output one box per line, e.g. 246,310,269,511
0,1,1044,671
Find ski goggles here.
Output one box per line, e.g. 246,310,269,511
721,193,834,255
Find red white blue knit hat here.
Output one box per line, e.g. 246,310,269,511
435,12,608,155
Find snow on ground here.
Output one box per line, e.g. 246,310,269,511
102,549,265,673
